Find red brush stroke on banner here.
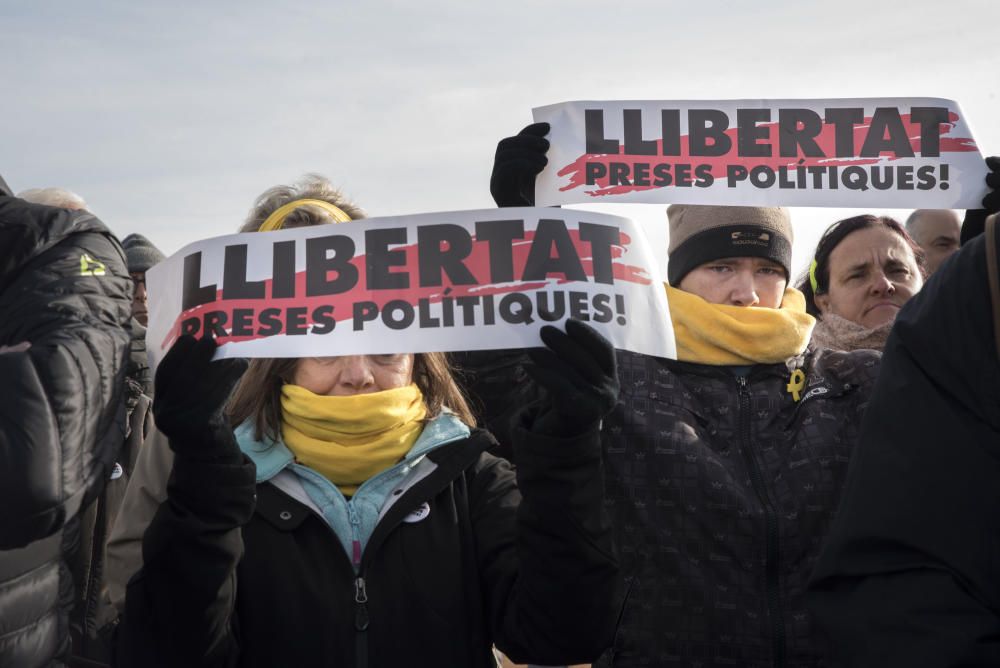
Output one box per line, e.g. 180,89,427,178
161,229,651,350
558,112,978,197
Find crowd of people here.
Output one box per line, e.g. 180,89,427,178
0,126,998,668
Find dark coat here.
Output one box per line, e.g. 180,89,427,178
0,196,133,667
808,229,1000,667
116,418,621,668
443,345,880,668
598,349,879,668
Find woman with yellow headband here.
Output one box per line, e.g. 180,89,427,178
797,214,925,352
113,176,622,667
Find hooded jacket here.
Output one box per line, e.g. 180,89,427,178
808,228,1000,667
115,411,620,667
0,195,133,667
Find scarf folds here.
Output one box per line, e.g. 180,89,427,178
281,383,428,496
809,311,894,352
666,285,816,365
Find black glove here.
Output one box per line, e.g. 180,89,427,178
153,335,249,458
526,319,619,435
490,122,550,207
960,155,1000,245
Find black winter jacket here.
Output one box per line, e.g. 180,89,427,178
457,345,880,667
808,229,1000,667
600,349,879,668
117,414,621,668
0,196,133,667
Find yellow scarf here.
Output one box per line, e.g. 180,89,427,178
281,383,427,496
666,285,815,365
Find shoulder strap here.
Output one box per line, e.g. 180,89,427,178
986,214,1000,360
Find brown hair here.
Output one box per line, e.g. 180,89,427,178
227,353,477,442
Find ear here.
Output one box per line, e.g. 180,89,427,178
814,292,831,315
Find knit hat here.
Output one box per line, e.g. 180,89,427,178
666,205,793,286
121,234,166,274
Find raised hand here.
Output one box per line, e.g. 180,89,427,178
153,335,248,457
490,122,550,207
527,318,619,434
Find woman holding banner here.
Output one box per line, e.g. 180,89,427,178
796,214,926,352
114,182,622,668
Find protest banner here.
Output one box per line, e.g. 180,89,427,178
532,98,987,208
145,208,676,365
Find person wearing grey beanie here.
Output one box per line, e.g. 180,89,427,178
120,234,165,328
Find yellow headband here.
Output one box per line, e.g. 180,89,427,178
809,259,820,294
257,198,352,232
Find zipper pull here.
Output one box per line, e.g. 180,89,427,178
348,503,362,568
354,576,369,631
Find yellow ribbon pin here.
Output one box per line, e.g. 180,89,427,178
786,369,806,402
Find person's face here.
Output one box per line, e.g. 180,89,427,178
815,226,924,329
677,257,787,308
910,210,960,274
292,354,415,396
130,272,148,326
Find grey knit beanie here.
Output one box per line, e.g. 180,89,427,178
666,205,793,286
121,234,166,273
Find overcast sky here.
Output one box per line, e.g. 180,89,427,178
3,0,998,280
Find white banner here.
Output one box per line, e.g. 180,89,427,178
533,98,987,208
145,208,676,366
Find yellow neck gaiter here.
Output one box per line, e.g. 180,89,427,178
281,383,427,496
666,285,816,365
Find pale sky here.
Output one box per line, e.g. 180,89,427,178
3,0,999,282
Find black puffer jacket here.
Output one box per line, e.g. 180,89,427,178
0,194,133,667
808,228,1000,667
600,349,879,667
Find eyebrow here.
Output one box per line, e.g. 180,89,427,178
930,235,958,245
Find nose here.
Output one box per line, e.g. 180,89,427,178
728,271,760,307
869,271,895,296
134,281,147,304
337,355,376,393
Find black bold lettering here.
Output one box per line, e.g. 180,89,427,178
365,227,409,290
910,106,950,157
585,162,607,184
578,222,619,285
609,163,632,186
778,109,824,157
824,108,864,157
306,235,358,296
231,308,254,336
258,308,283,336
182,252,216,310
475,219,525,284
417,225,476,287
271,241,296,299
286,307,309,335
222,245,265,300
737,109,772,157
523,219,587,282
311,305,336,334
585,109,619,154
661,109,681,156
203,311,228,338
381,300,414,330
623,109,657,155
180,317,200,336
860,108,914,158
688,110,732,157
352,302,379,331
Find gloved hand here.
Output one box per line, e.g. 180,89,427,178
960,155,1000,245
526,318,619,435
153,335,249,458
489,122,550,207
